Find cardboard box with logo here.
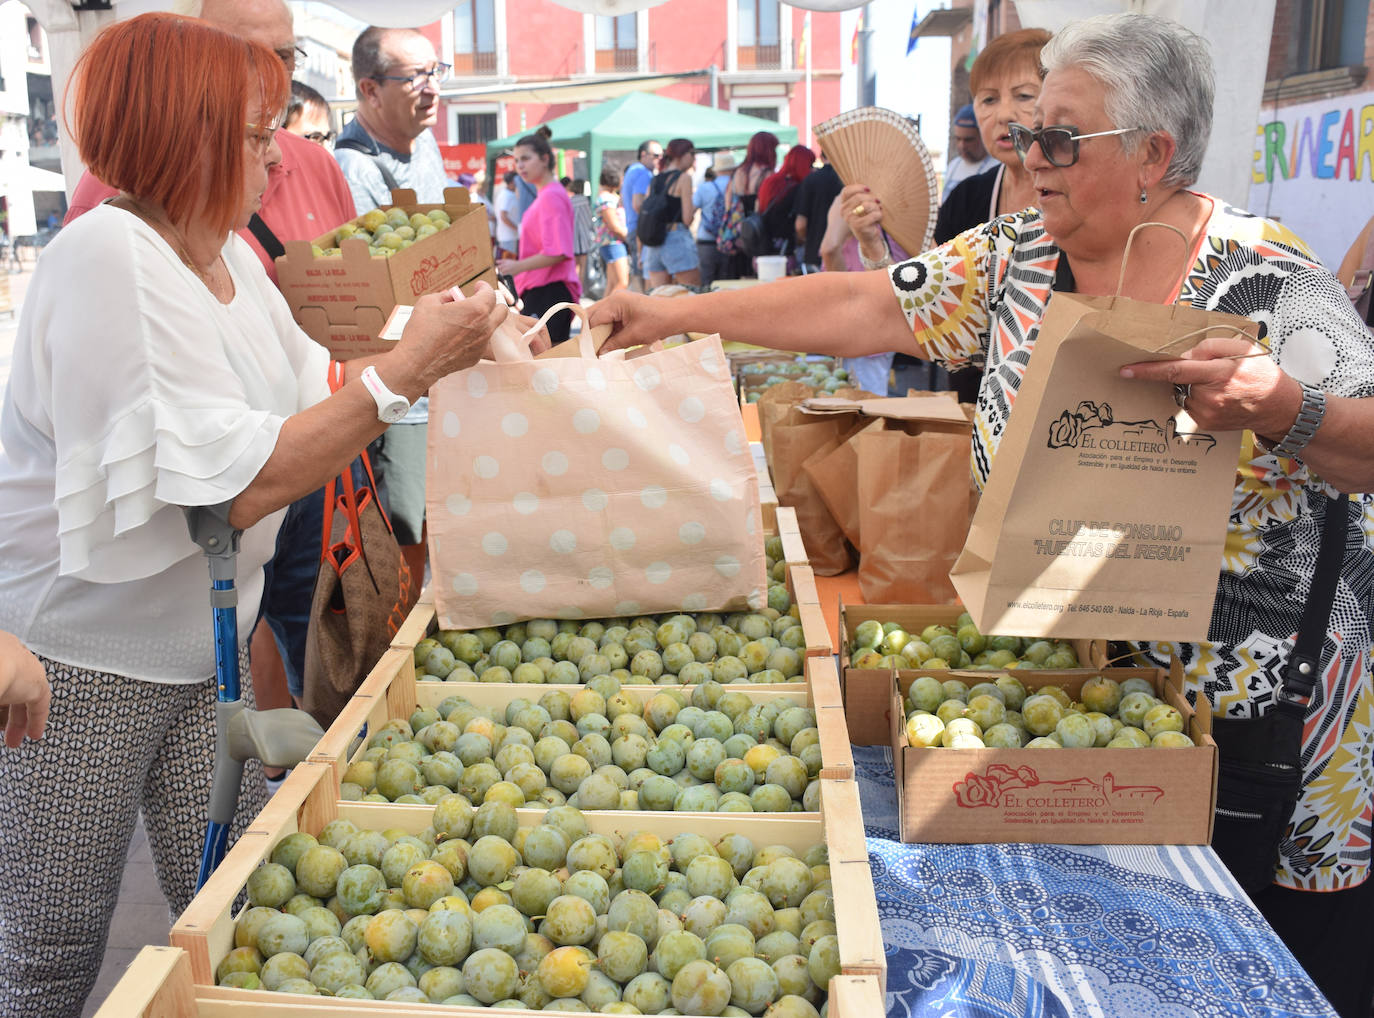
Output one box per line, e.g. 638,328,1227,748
890,659,1218,844
838,601,1105,745
276,187,495,359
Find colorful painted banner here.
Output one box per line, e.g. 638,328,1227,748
1248,90,1374,270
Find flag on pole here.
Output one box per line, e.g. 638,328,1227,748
907,4,921,55
850,11,862,65
797,11,810,67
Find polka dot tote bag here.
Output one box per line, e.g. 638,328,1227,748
426,303,768,629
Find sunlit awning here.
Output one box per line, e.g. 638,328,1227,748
439,70,711,106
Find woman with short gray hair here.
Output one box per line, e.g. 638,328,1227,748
1040,13,1213,187
594,14,1374,1014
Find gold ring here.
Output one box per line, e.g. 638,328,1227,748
854,204,866,216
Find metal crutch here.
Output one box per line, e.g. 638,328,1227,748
184,504,324,890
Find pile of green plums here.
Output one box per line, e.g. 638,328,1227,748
416,541,801,687
342,685,824,814
850,612,1080,671
311,205,453,259
217,801,836,1016
902,672,1193,750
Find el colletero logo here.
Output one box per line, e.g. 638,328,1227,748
953,763,1164,811
1047,401,1217,454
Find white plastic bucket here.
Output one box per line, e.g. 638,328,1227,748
756,255,787,283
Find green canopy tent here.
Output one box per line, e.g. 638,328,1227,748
484,91,799,193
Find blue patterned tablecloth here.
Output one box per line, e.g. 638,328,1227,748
853,746,1335,1018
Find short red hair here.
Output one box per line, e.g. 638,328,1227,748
67,12,289,236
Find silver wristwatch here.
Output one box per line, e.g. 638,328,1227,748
360,365,411,424
1270,382,1326,459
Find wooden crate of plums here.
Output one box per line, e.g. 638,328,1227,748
168,757,885,1012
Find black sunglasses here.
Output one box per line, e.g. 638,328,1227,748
1008,123,1143,168
303,131,336,145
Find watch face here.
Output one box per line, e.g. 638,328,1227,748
380,400,409,424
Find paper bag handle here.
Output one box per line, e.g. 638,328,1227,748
521,301,614,360
1113,221,1191,310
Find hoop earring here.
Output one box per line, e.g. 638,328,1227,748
1139,189,1149,204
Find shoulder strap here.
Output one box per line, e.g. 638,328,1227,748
247,214,285,261
1277,493,1350,714
335,136,401,194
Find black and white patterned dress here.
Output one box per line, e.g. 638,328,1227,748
888,197,1374,892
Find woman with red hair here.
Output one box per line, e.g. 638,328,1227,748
758,143,815,214
758,144,816,265
0,14,506,1015
720,129,780,276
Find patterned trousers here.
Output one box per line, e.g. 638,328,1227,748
0,650,268,1018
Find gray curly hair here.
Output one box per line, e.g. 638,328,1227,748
1040,13,1214,189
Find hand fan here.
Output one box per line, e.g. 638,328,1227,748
815,106,938,257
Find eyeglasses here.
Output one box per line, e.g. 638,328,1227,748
373,63,451,92
246,120,281,153
1008,123,1144,168
303,131,335,145
274,44,307,72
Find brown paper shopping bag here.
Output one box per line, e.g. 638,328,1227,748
854,403,973,605
950,227,1257,640
426,304,767,629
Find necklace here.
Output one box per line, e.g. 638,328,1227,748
124,197,225,294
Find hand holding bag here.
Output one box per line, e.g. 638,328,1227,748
302,364,419,728
950,224,1259,640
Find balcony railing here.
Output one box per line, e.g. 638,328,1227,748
737,43,782,70
595,47,639,73
451,50,497,76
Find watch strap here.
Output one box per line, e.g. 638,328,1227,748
1270,382,1326,459
360,364,409,421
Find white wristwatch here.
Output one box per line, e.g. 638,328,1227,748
360,365,410,424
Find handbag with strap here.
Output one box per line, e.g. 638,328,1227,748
301,364,419,728
1209,492,1351,895
1344,226,1374,326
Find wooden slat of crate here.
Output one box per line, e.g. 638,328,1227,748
821,777,868,864
390,588,435,650
788,564,832,659
774,505,810,567
91,953,897,1018
807,652,843,711
830,858,887,994
828,975,886,1018
809,652,854,779
91,945,196,1018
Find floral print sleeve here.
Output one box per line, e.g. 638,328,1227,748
886,223,1000,371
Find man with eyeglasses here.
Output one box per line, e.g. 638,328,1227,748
621,139,662,292
333,25,453,604
334,26,450,218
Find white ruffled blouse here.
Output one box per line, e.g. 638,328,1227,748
0,205,330,682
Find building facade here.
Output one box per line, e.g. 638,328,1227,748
0,1,63,240
430,0,844,170
1253,0,1374,267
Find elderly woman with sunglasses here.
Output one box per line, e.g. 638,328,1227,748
593,15,1374,1014
0,15,507,1017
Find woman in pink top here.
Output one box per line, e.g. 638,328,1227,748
497,133,581,344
